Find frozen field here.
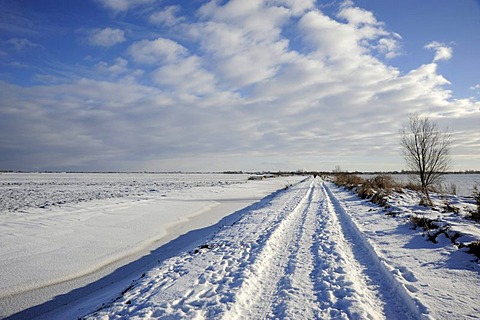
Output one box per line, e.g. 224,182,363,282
1,173,479,319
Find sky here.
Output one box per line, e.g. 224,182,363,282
0,0,479,172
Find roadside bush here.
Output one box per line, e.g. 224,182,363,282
459,241,480,260
467,185,480,222
369,174,397,190
409,215,438,230
334,174,395,208
404,181,423,192
357,184,375,199
444,182,458,195
370,191,390,207
467,241,480,259
418,194,431,207
443,201,460,214
334,173,364,189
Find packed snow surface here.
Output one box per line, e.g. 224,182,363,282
2,174,479,319
82,178,479,320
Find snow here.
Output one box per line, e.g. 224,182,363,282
330,184,480,319
2,174,479,319
0,173,303,319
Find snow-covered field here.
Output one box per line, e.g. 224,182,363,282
0,173,304,319
1,174,479,319
0,173,248,213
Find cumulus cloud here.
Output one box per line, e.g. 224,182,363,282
88,28,125,47
425,41,453,62
128,38,187,64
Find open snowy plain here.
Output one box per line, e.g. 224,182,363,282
1,174,479,319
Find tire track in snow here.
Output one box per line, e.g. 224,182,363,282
309,182,387,319
226,179,423,319
224,181,315,319
322,182,426,319
268,179,320,319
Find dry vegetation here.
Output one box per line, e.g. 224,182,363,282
333,173,400,208
333,173,480,259
467,185,480,222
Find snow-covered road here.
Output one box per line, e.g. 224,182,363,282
85,178,428,319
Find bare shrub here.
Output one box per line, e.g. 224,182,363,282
409,215,438,230
467,185,480,222
459,241,480,259
446,182,457,195
443,201,460,214
404,181,423,192
369,174,397,190
334,173,364,189
467,241,480,259
333,173,394,208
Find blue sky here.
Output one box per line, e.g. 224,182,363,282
0,0,479,172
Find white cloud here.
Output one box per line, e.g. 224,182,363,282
94,0,152,12
469,84,480,91
149,6,185,26
151,56,217,95
191,1,295,88
95,57,129,75
336,1,401,59
269,0,315,16
337,2,377,26
198,0,290,42
375,37,402,59
5,38,41,50
299,10,363,60
88,28,125,47
128,38,187,64
425,41,453,62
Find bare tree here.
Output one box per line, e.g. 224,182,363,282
400,114,452,204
